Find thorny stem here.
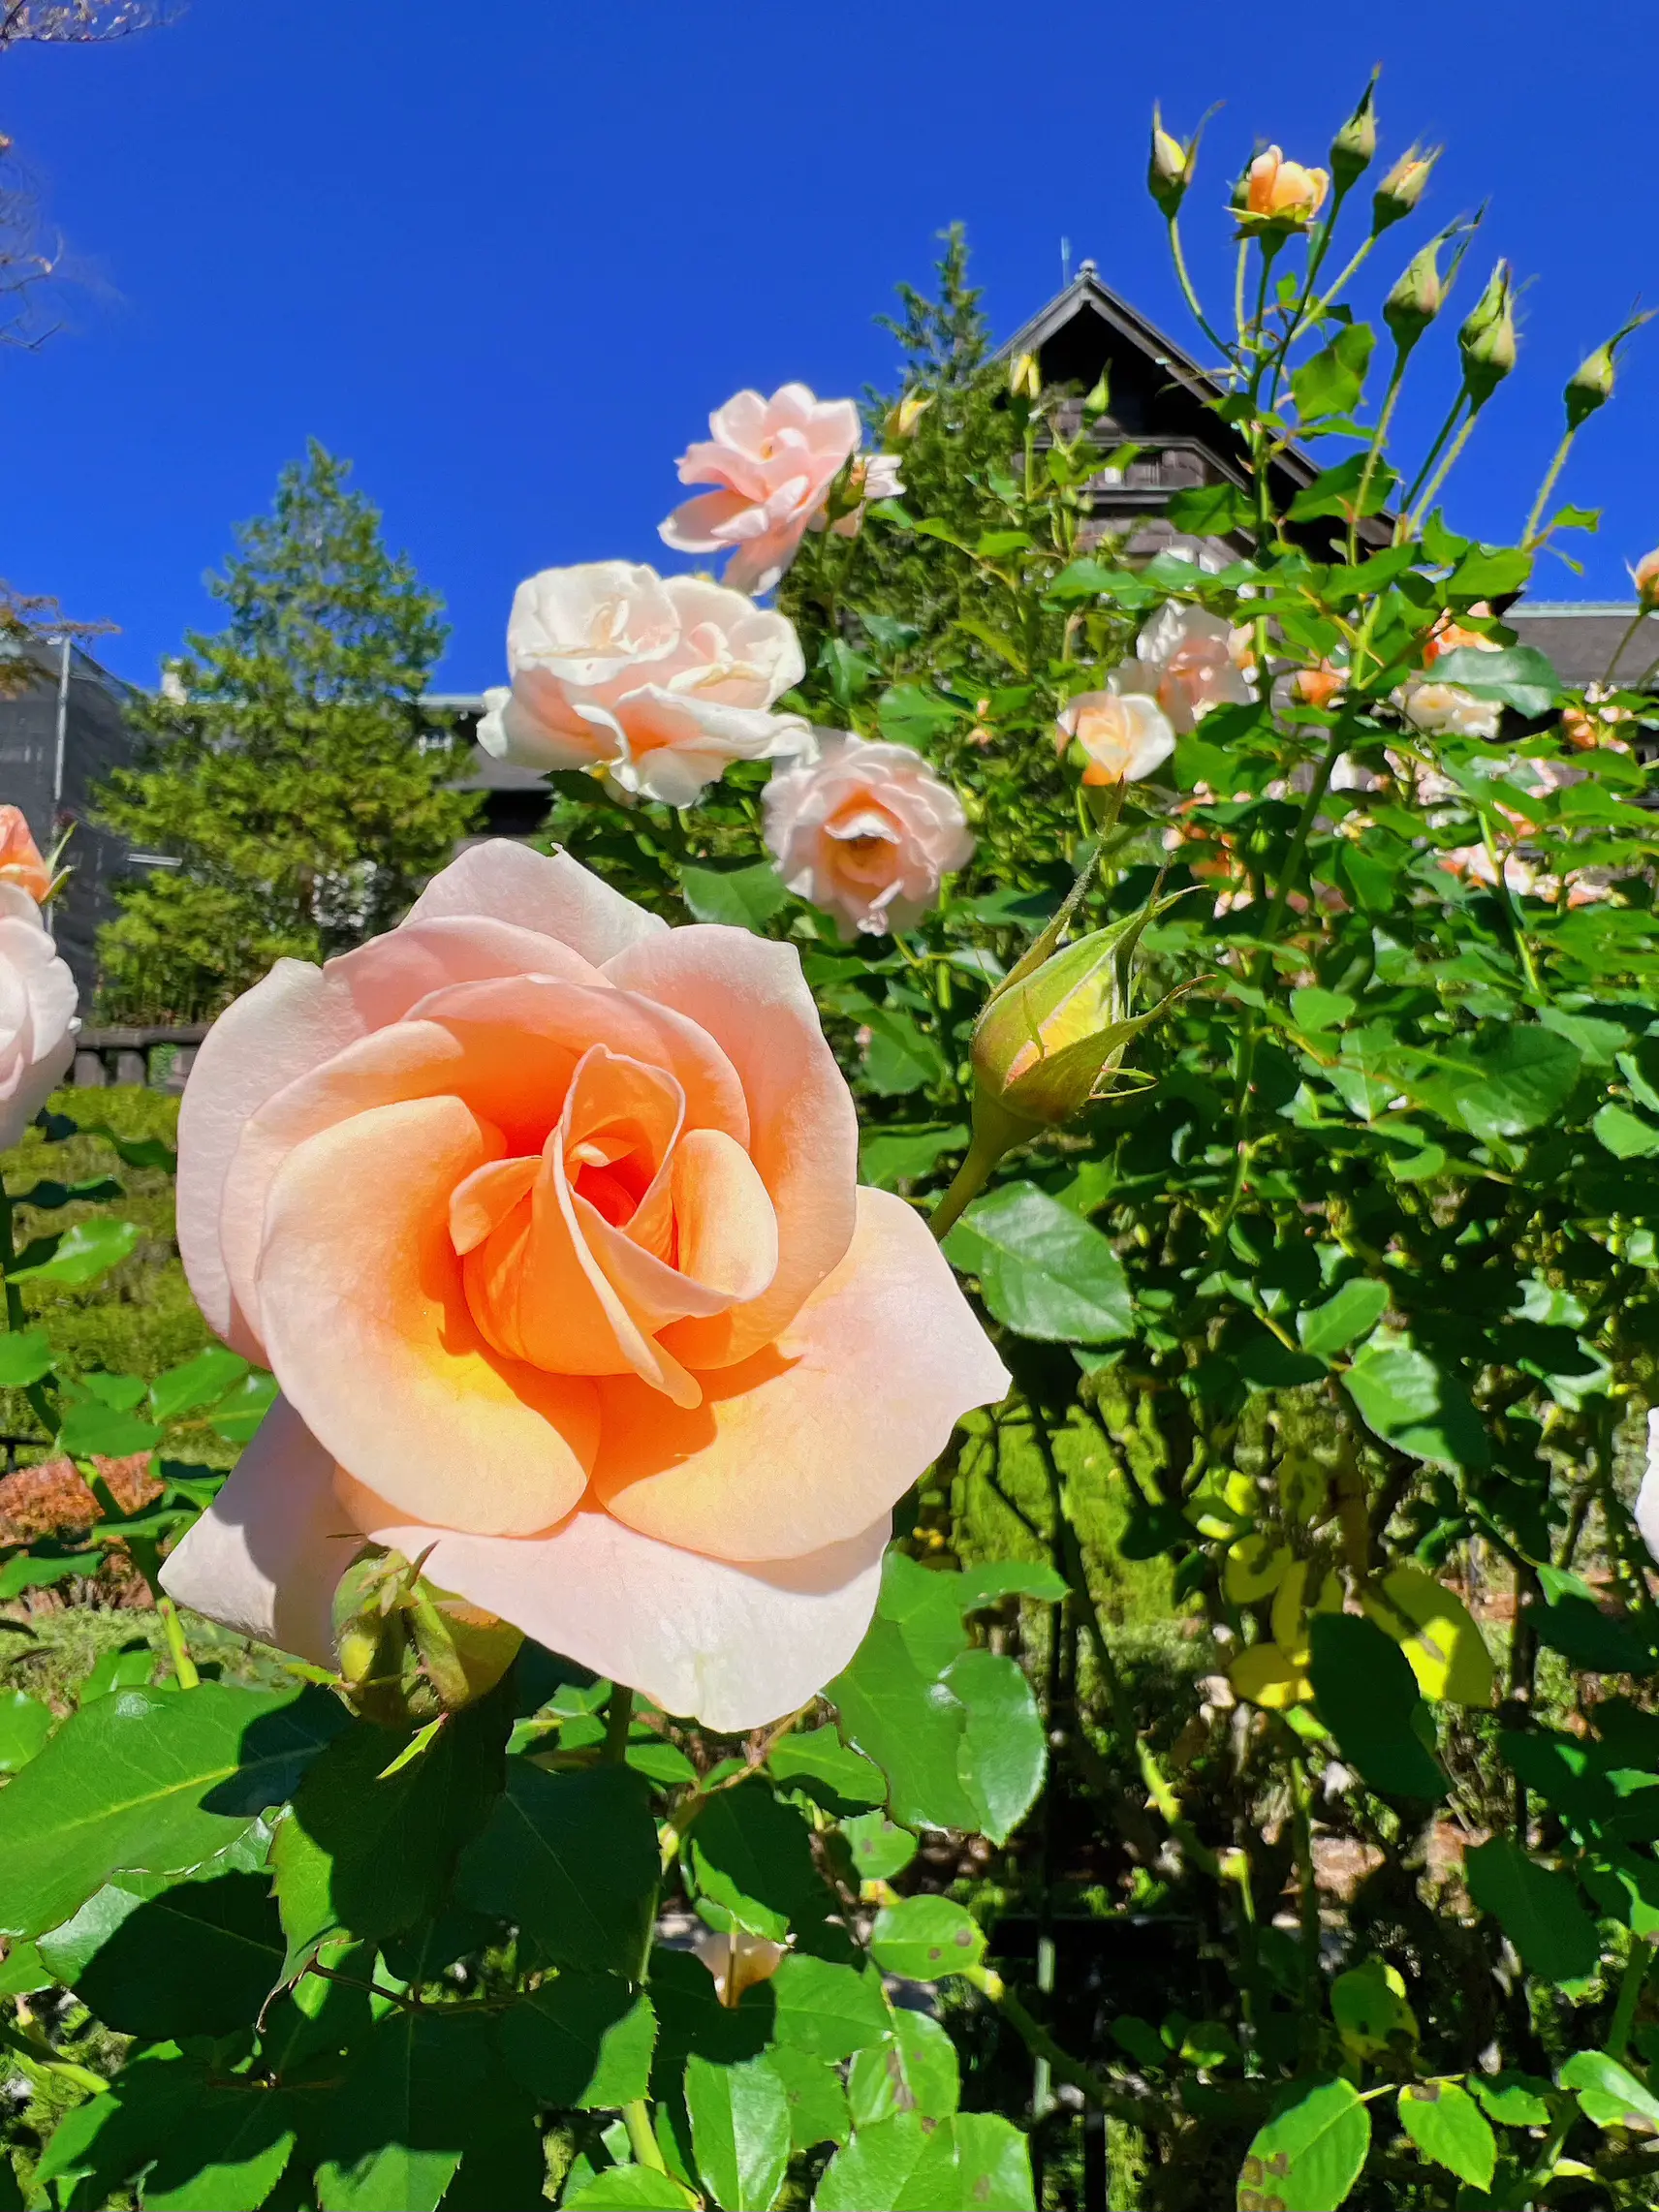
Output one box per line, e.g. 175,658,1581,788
1347,358,1406,566
1608,1939,1651,2062
1599,605,1653,691
1406,406,1482,536
603,1683,635,1764
1397,389,1470,527
1478,817,1543,999
1168,215,1231,359
1522,427,1578,549
158,1595,200,1689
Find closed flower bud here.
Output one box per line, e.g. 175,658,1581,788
1148,105,1195,217
1372,144,1438,232
971,906,1166,1137
1458,262,1517,405
884,391,931,441
331,1544,522,1728
1383,238,1443,350
1565,343,1616,431
1634,548,1659,609
1330,78,1378,192
1009,350,1041,402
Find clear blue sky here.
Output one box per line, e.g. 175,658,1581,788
4,0,1656,690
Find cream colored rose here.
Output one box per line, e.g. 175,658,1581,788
0,884,77,1152
1110,604,1256,734
1055,691,1176,786
763,732,973,938
479,562,812,808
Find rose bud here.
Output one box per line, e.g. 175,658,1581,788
1372,145,1438,232
1008,351,1042,402
332,1543,523,1729
1330,78,1378,192
1458,263,1517,405
1564,316,1650,431
1383,238,1444,351
1235,146,1330,232
1148,105,1196,217
970,901,1179,1141
1633,549,1659,609
884,392,931,441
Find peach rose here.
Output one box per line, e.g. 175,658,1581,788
659,385,899,596
159,843,1007,1729
1242,147,1330,225
1110,604,1256,734
0,808,52,904
0,884,78,1151
479,563,813,809
762,732,973,938
1634,549,1659,610
1055,691,1176,786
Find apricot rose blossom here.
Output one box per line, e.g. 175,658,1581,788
0,806,53,903
762,732,973,938
159,843,1008,1729
660,385,901,596
480,563,812,808
0,865,77,1152
1055,692,1176,786
1111,603,1256,734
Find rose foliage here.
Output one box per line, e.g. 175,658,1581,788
8,78,1659,2212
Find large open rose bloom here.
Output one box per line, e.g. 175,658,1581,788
479,563,812,808
659,385,898,596
763,732,973,938
0,881,78,1150
1110,603,1256,734
159,842,1008,1729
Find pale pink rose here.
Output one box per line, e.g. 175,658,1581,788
1398,681,1503,740
1055,691,1177,786
693,1928,787,2006
660,385,896,595
0,808,51,904
762,732,973,939
0,884,77,1152
159,843,1007,1729
479,563,813,809
1110,604,1256,734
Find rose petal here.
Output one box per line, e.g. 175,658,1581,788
337,1478,891,1732
604,927,858,1368
403,841,668,965
591,1187,1010,1560
256,1094,598,1536
158,1395,349,1666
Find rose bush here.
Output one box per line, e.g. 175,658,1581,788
159,839,1007,1728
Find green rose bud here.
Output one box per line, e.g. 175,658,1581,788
1148,104,1196,218
1383,238,1444,351
331,1544,522,1729
1458,261,1517,406
1372,144,1438,233
1330,78,1378,192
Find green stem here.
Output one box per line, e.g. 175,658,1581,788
927,1126,1011,1243
158,1595,200,1689
1599,606,1652,691
1608,1939,1651,2062
1523,427,1578,548
0,2015,109,2097
1347,358,1406,565
1406,406,1482,536
603,1684,635,1763
0,1182,55,1438
1397,389,1470,528
1288,1748,1322,2057
1478,818,1543,999
963,1962,1168,2130
1168,214,1232,360
621,2099,668,2172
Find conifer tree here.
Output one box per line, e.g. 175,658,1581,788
98,441,477,1020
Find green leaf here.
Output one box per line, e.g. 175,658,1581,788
1298,1280,1388,1360
149,1347,251,1422
1469,2072,1552,2127
1559,2048,1659,2131
684,2050,790,2212
498,1974,656,2108
313,2009,497,2212
1450,545,1534,599
1289,985,1355,1035
678,859,789,932
565,2169,699,2210
922,2113,1035,2212
766,2044,850,2150
877,1552,972,1677
875,683,966,746
859,1123,966,1191
456,1756,657,1976
1447,1025,1581,1141
944,1180,1132,1342
38,1868,283,2037
0,1327,54,1387
1286,453,1397,522
206,1370,280,1445
947,1648,1045,1845
869,1896,986,1980
77,1642,158,1704
1397,2081,1496,2190
828,1618,979,1830
1166,482,1255,534
1291,324,1375,422
1344,1344,1487,1469
861,1006,948,1094
0,1688,52,1774
816,2113,927,2211
767,1725,886,1813
768,1951,892,2060
687,1779,820,1941
1307,1614,1446,1800
1236,2079,1370,2212
848,2009,960,2128
38,2058,295,2212
955,1560,1069,1607
8,1216,141,1285
56,1396,162,1456
838,1810,918,1883
78,1122,177,1171
1465,1835,1599,1980
1528,1591,1656,1674
1593,1102,1659,1159
1430,643,1559,719
0,1684,342,1940
274,1700,508,1971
